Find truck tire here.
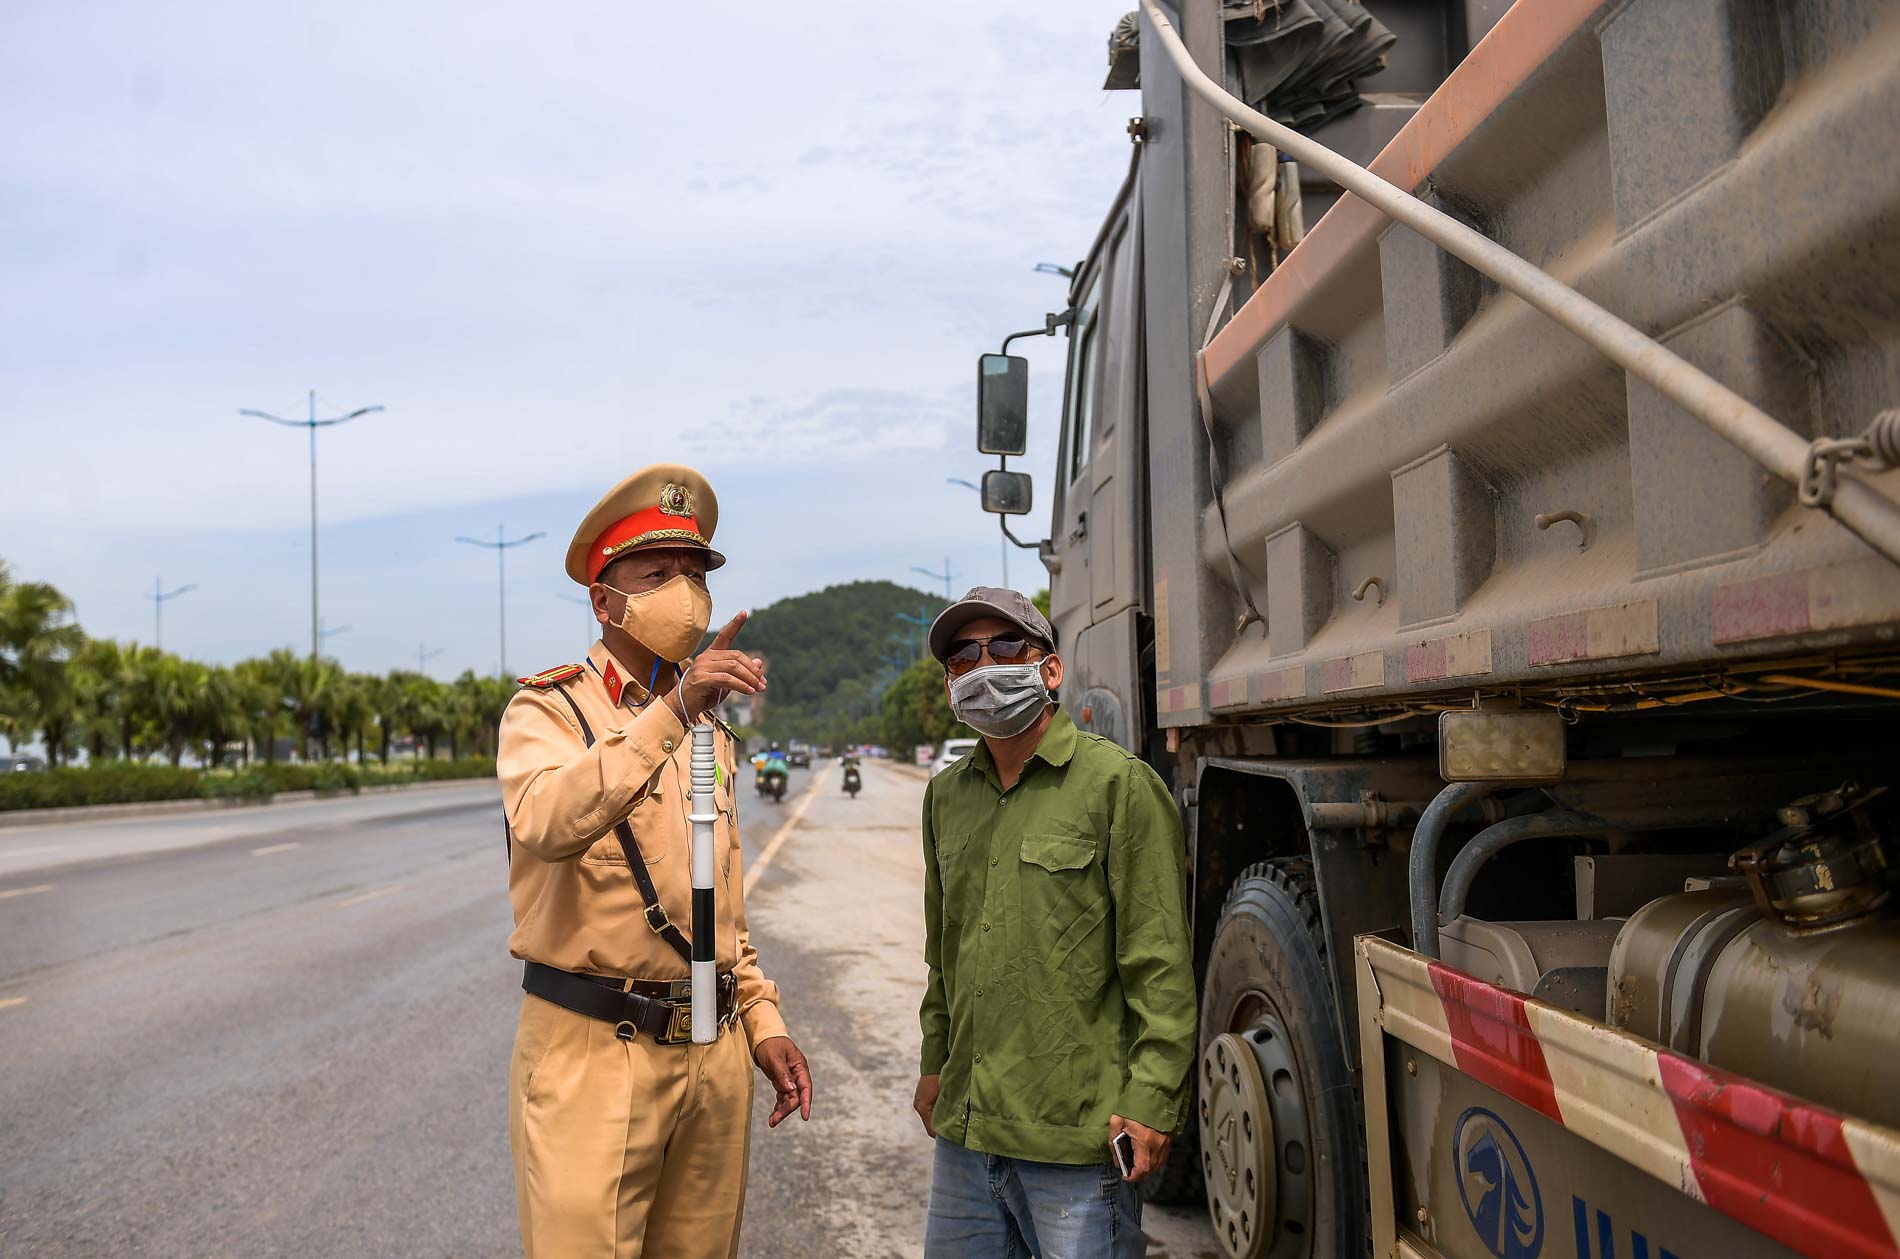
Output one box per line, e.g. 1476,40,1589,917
1197,859,1369,1259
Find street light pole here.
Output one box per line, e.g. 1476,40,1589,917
145,577,197,652
239,390,385,661
418,644,445,676
948,477,1007,588
911,557,958,600
456,525,545,678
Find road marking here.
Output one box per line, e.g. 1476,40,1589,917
0,883,54,900
251,842,301,856
0,996,26,1011
744,777,823,896
337,885,398,908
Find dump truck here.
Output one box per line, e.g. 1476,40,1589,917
970,2,1900,1256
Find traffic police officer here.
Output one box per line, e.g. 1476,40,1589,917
498,463,812,1259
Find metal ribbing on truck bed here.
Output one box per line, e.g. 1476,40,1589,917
1136,0,1900,567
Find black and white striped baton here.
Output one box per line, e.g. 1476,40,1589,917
688,721,717,1043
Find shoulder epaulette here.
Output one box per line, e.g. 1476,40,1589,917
517,663,585,689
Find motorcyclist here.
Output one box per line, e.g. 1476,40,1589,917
758,742,790,801
840,750,862,796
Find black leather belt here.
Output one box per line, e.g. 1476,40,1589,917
523,961,736,1044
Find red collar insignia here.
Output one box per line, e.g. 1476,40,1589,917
602,660,624,706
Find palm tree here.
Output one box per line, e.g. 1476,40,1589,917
451,670,515,759
114,644,172,761
193,666,249,768
71,638,128,764
0,561,84,765
256,648,341,761
134,652,204,767
330,673,376,764
232,657,285,763
397,672,448,761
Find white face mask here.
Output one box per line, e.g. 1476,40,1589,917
948,662,1052,738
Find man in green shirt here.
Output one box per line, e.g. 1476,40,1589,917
912,587,1197,1258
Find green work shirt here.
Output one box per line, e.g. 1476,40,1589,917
919,708,1197,1165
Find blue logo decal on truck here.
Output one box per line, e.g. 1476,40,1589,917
1454,1107,1544,1259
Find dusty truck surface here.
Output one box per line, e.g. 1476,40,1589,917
970,1,1900,1257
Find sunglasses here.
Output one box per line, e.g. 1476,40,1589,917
943,635,1043,677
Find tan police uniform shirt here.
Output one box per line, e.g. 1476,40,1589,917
497,639,788,1048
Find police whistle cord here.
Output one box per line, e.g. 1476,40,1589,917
688,721,718,1044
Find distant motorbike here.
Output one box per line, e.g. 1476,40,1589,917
841,759,862,798
756,764,788,803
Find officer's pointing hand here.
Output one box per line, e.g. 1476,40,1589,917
678,611,768,719
754,1035,813,1127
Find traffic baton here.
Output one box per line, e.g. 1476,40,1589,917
688,722,718,1043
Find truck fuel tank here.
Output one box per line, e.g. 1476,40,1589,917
1608,787,1900,1128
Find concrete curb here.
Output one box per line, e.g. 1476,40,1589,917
0,777,494,830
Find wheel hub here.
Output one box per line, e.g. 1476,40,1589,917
1200,1017,1315,1259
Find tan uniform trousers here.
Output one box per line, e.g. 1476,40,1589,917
510,993,754,1259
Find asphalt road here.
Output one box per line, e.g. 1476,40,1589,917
0,762,1219,1257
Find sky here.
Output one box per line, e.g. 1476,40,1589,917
0,1,1134,680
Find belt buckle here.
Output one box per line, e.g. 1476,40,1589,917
615,1020,638,1042
665,1002,693,1043
644,903,672,935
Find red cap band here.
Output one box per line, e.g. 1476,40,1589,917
587,506,707,584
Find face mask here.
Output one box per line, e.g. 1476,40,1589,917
948,662,1052,738
604,574,712,663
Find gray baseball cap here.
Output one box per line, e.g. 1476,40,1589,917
928,586,1057,662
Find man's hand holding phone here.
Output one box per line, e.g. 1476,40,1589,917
1108,1113,1170,1183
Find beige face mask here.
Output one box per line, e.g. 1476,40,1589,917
604,574,712,663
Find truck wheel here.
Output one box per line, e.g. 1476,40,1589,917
1197,859,1368,1259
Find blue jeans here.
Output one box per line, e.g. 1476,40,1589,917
923,1137,1146,1258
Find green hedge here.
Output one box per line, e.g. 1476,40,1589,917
0,763,204,811
0,757,495,813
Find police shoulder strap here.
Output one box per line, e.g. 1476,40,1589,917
551,683,694,964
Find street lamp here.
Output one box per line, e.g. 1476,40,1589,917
145,577,197,652
239,390,385,661
418,644,445,676
912,557,958,600
455,525,545,679
319,619,351,648
948,477,1008,588
1034,261,1076,279
895,607,932,661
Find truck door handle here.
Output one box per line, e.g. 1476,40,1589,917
1069,510,1089,543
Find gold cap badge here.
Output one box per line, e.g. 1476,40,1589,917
659,483,695,518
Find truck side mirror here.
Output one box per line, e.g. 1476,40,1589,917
981,469,1033,515
977,353,1029,456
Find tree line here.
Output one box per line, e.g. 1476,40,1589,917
0,560,514,769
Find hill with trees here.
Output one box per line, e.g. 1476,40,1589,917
730,579,951,749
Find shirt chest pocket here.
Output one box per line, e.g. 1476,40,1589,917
581,788,671,866
1015,832,1110,993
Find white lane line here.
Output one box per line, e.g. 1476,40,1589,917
0,996,26,1011
744,777,823,896
336,885,398,909
250,842,301,856
0,883,54,900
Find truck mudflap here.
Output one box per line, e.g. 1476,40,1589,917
1354,935,1900,1259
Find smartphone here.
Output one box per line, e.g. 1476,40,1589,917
1112,1130,1136,1179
